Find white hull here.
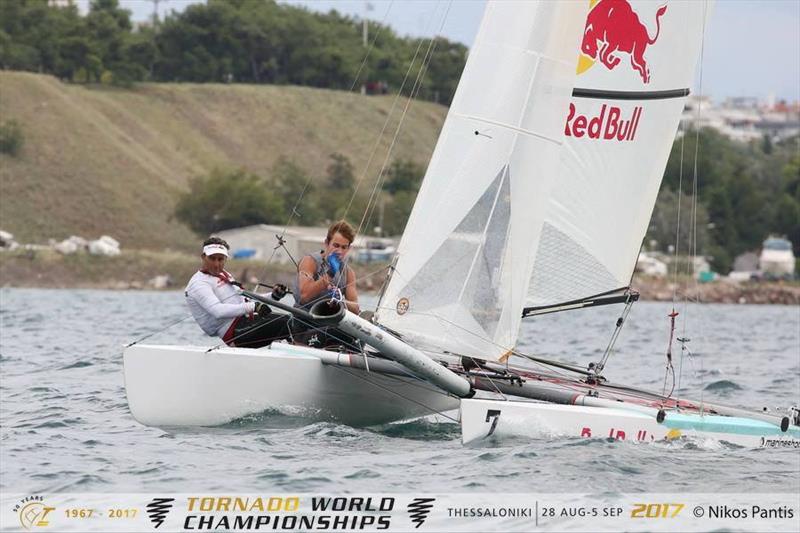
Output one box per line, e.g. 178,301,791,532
460,398,800,448
123,343,458,427
123,343,800,450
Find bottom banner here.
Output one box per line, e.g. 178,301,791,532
2,493,798,532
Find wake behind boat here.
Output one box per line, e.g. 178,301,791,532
123,0,800,448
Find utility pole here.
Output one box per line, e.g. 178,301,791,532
362,2,374,47
146,0,168,28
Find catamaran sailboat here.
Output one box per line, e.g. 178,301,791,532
123,0,800,447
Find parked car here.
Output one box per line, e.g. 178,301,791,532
355,240,396,263
758,237,795,280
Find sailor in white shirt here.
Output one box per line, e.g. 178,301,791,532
185,238,290,347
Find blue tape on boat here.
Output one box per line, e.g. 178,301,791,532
663,412,800,437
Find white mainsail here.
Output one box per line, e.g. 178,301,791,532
527,0,711,309
379,0,711,361
377,1,589,361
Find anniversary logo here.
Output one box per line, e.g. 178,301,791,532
11,496,55,530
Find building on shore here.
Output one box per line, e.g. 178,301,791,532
680,95,800,142
214,225,397,265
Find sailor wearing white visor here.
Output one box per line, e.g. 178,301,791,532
185,237,290,347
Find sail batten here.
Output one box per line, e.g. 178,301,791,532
454,113,564,143
572,87,691,100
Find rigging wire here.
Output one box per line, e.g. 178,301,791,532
351,0,455,238
593,294,636,377
666,1,710,401
340,37,429,222
261,1,395,272
126,285,259,347
347,1,396,94
687,0,710,412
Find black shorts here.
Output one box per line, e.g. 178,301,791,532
227,313,295,348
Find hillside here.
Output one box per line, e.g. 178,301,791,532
0,72,446,249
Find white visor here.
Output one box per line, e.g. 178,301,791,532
203,244,229,257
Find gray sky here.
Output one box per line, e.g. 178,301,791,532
85,0,800,102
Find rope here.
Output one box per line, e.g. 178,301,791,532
126,278,257,346
356,2,454,239
125,313,194,347
261,1,395,274
682,0,709,412
348,1,396,94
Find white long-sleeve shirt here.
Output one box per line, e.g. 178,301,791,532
185,270,255,337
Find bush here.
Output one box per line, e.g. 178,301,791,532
174,169,285,234
0,120,24,156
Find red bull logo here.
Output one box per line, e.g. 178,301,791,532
579,0,667,83
564,103,642,141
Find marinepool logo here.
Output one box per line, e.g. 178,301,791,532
146,497,175,529
407,498,435,528
12,496,55,530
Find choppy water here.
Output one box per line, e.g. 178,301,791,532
0,288,798,494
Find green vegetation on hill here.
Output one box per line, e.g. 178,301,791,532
648,129,800,273
172,153,426,237
1,0,466,104
0,71,446,249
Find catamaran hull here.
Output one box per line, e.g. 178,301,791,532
460,399,800,448
123,343,459,427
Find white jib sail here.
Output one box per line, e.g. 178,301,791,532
527,0,712,308
377,1,589,361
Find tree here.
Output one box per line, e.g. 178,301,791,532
645,188,709,255
382,190,417,236
773,154,800,254
270,157,321,225
382,159,424,195
0,120,24,156
174,169,284,234
326,152,354,191
377,158,425,236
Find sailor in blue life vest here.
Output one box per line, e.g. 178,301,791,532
295,220,360,314
185,237,291,348
293,221,360,348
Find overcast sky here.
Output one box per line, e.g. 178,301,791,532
85,0,799,102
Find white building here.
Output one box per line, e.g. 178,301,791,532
680,95,800,142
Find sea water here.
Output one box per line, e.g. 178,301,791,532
0,288,798,494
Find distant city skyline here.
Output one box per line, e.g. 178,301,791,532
80,0,799,103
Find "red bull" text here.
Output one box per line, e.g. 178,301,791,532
564,103,642,141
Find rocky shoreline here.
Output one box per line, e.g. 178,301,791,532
1,249,797,305
632,276,799,305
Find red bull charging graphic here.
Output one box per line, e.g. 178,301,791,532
579,0,667,83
